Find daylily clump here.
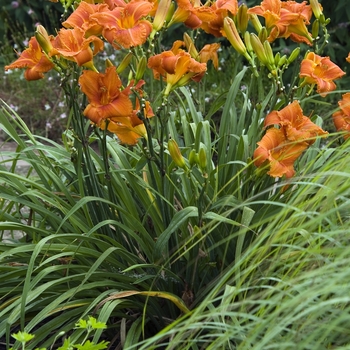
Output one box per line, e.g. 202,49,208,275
4,0,350,180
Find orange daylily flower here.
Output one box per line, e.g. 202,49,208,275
253,127,308,178
99,115,147,145
200,0,238,37
264,101,328,144
90,0,153,49
247,0,313,45
332,92,350,140
199,43,221,69
62,2,110,37
4,36,55,81
147,40,207,95
79,66,152,145
299,52,346,97
50,27,104,67
169,0,216,29
79,66,133,125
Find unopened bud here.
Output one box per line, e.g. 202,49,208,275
258,27,268,43
189,149,198,168
263,40,275,69
277,55,287,67
310,0,323,21
274,52,281,66
116,52,133,74
248,14,263,34
288,47,300,64
312,19,319,39
183,33,199,59
105,58,114,68
168,139,187,169
243,31,253,53
35,25,53,55
223,17,251,61
250,33,268,66
237,4,248,33
135,56,147,82
198,147,207,172
152,0,172,34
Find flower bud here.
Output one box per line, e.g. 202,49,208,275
250,33,268,66
135,56,147,82
288,47,300,64
263,40,275,69
116,52,133,74
312,19,319,39
35,25,53,55
258,27,268,43
249,14,263,34
105,58,114,68
198,147,207,172
274,52,281,66
152,0,172,35
310,0,323,21
277,55,287,67
237,4,248,33
223,17,251,61
243,31,253,53
184,33,199,59
189,149,198,168
168,139,187,169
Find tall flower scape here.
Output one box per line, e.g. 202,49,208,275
2,0,350,348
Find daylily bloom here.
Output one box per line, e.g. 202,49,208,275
99,115,148,145
90,0,153,49
199,43,221,69
264,101,328,144
79,66,152,145
50,27,104,67
332,93,350,140
183,34,220,69
169,0,216,29
253,127,308,178
247,0,313,45
79,66,133,125
299,52,345,97
200,0,239,37
5,36,55,80
62,2,110,37
147,40,207,95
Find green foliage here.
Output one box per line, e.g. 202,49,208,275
1,0,350,349
8,317,108,350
